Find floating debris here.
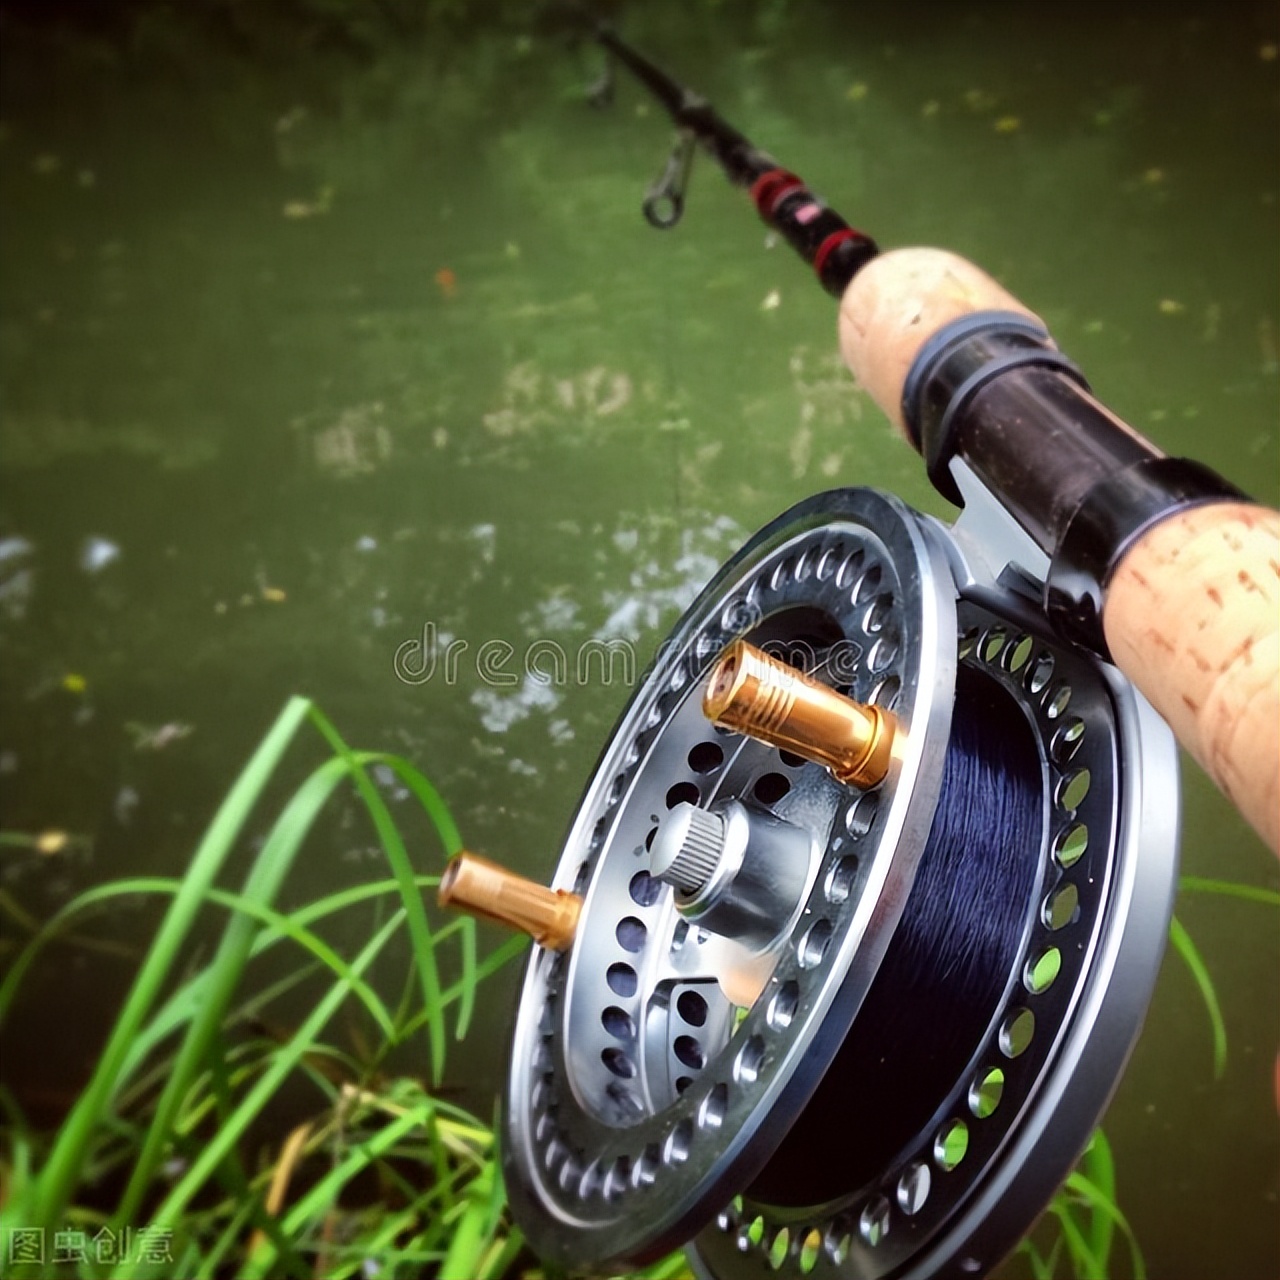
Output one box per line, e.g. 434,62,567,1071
994,116,1021,134
304,402,392,477
35,830,69,856
260,585,287,603
921,100,940,118
114,785,140,824
79,535,120,574
125,721,194,752
62,673,87,694
1202,303,1221,342
1158,299,1185,316
355,535,378,553
0,538,34,621
761,289,781,311
282,185,333,219
435,266,458,298
846,82,868,102
275,105,308,133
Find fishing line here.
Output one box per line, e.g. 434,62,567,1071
749,664,1043,1205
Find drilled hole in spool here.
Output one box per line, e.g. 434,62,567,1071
601,1047,635,1078
664,1118,693,1166
969,1067,1004,1119
1000,1008,1035,1058
607,962,637,998
1027,651,1055,694
687,741,725,774
700,1083,728,1130
935,1119,969,1171
1026,947,1062,994
628,870,663,907
769,1226,790,1270
1043,882,1080,931
767,981,800,1030
1051,717,1086,765
1055,823,1089,868
825,854,859,904
1005,634,1034,672
897,1162,931,1215
1058,768,1092,811
673,1035,705,1071
665,781,699,809
799,1228,822,1273
754,772,791,805
677,990,709,1027
616,917,647,952
798,919,833,969
860,1196,891,1247
601,1006,634,1040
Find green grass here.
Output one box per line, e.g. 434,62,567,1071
0,699,691,1279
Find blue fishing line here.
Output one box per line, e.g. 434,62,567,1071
749,665,1043,1205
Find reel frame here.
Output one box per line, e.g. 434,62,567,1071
500,473,1180,1277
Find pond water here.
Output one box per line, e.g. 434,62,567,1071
1,2,1277,1276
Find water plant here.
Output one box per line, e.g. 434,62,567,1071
0,698,688,1278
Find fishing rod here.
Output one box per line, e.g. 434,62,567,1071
590,21,1279,856
435,23,1278,1280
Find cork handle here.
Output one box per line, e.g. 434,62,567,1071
838,246,1045,434
1104,504,1280,852
837,246,1280,853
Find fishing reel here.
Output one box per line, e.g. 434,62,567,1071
442,463,1179,1279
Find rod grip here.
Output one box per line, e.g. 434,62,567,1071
1103,503,1280,852
838,246,1280,853
838,246,1046,435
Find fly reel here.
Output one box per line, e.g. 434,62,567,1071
441,470,1179,1279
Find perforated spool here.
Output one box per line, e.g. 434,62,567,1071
500,488,1179,1278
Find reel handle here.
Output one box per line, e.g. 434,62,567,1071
838,246,1280,853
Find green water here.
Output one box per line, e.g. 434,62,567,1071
1,2,1277,1275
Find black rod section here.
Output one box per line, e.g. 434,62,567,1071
593,24,878,295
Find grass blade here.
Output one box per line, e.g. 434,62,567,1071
305,708,451,1083
1082,1129,1116,1274
1064,1168,1147,1280
5,697,311,1238
120,911,407,1275
117,752,376,1227
1178,876,1280,907
1168,914,1227,1080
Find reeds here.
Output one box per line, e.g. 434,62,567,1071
0,698,590,1278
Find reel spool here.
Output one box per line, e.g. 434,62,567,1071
442,475,1179,1279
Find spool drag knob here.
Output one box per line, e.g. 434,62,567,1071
649,803,726,896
